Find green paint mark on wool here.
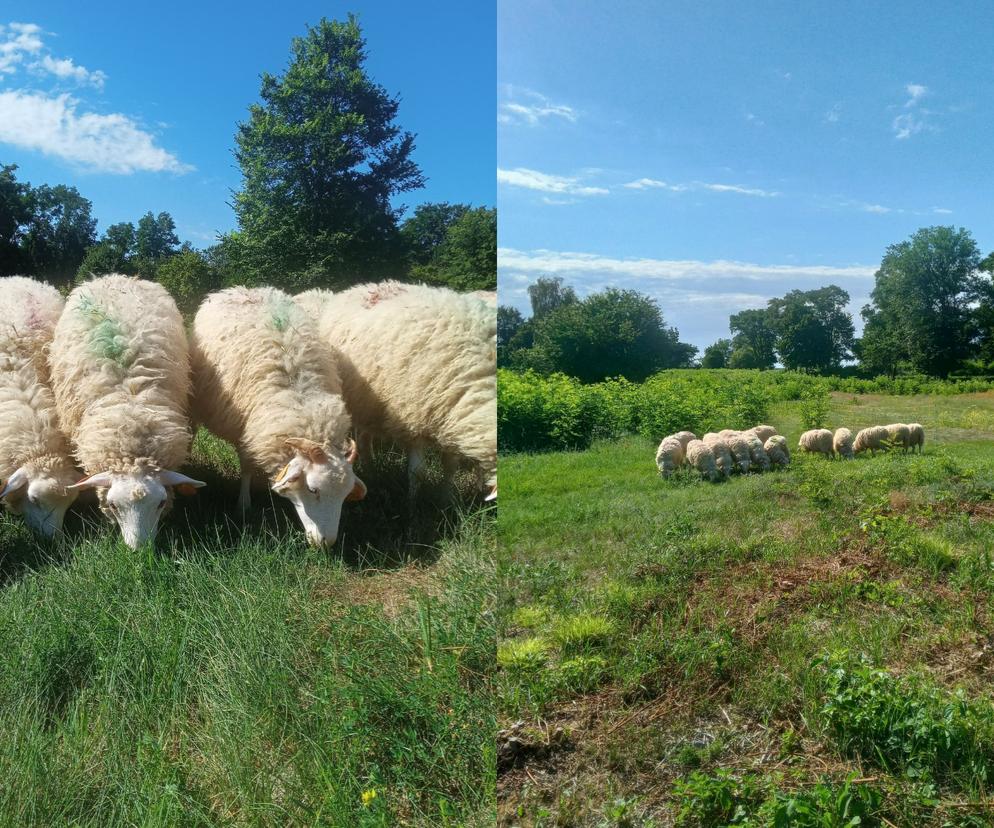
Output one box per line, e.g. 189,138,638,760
77,294,132,367
269,296,296,332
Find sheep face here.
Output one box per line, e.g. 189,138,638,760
0,465,79,537
70,468,205,549
272,439,366,548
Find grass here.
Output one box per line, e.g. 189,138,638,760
0,430,496,827
497,390,994,826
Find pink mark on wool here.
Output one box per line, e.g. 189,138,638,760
24,297,44,330
360,283,406,309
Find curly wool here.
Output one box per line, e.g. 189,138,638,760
0,277,76,480
853,425,890,454
907,423,925,454
50,274,192,473
833,428,854,459
316,281,496,486
655,435,684,477
745,424,777,443
685,439,719,481
764,435,790,467
702,434,733,478
725,433,752,474
886,423,911,453
798,428,834,458
191,286,350,476
743,433,771,471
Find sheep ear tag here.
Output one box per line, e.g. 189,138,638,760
273,463,291,485
346,477,367,502
175,483,199,497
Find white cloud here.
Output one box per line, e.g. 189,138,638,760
498,87,576,126
893,82,932,139
697,182,780,197
621,178,777,197
861,203,891,214
0,22,42,73
497,247,875,283
623,177,687,191
905,83,927,104
0,91,192,174
933,207,953,214
498,167,608,196
32,54,106,88
745,112,765,126
825,103,841,123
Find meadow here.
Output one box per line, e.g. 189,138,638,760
0,431,496,827
498,381,994,826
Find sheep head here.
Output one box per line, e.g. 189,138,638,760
0,461,79,538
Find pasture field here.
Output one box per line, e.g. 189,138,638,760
498,390,994,826
0,431,496,827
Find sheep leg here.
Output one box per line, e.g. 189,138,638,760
237,451,252,516
441,451,461,502
408,443,426,501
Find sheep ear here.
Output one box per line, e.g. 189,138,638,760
0,467,29,499
68,471,115,491
272,462,303,490
345,476,367,502
284,438,328,464
485,485,497,502
160,470,206,489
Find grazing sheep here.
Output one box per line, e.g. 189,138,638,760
671,431,697,452
0,277,79,536
655,436,684,478
725,433,753,474
764,435,790,468
746,424,777,443
294,287,334,322
907,423,925,454
317,281,496,500
702,433,734,479
743,433,771,471
798,428,834,458
50,275,204,548
191,287,366,546
853,425,891,455
833,427,854,459
886,423,911,453
717,429,740,440
685,439,719,481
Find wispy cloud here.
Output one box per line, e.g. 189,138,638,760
623,178,779,197
498,167,608,196
825,103,841,123
697,182,780,197
623,177,687,191
0,91,192,174
933,207,953,215
498,87,576,126
892,82,932,139
0,21,190,174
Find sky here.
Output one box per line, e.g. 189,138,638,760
0,0,495,247
498,0,994,350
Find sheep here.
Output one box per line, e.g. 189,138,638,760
743,432,771,471
907,423,925,454
886,423,911,454
49,275,204,548
0,277,79,536
671,431,697,452
191,287,366,546
745,424,777,443
853,425,891,455
655,436,684,478
702,433,734,479
764,435,790,468
718,429,740,440
294,287,334,322
316,281,496,500
725,433,753,474
798,428,834,458
833,427,854,459
473,290,497,306
685,439,719,481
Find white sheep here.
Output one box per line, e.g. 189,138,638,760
294,287,334,322
743,433,771,471
886,423,911,453
702,433,734,479
317,281,496,500
833,427,854,459
191,287,366,546
717,429,740,440
746,424,777,443
907,423,925,454
0,277,79,536
655,436,684,478
764,435,790,468
50,275,204,548
853,425,890,455
670,431,697,452
725,433,753,474
798,428,834,458
685,439,719,481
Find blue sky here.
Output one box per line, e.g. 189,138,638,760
498,0,994,350
0,1,494,246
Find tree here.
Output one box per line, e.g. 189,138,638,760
728,308,776,369
855,307,905,378
232,15,424,289
75,221,138,281
20,184,96,283
135,211,179,264
0,164,31,274
532,287,696,382
767,286,855,372
155,247,219,315
401,202,470,265
527,276,577,320
864,226,982,377
701,338,732,368
498,305,524,349
406,205,496,291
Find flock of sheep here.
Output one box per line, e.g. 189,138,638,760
655,422,926,482
0,275,496,549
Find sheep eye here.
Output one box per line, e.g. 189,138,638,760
157,500,166,511
308,486,319,497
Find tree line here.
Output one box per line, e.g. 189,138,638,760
0,16,495,308
500,226,994,381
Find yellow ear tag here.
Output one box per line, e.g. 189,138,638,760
274,463,291,484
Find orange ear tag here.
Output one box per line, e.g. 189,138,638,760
176,483,199,497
